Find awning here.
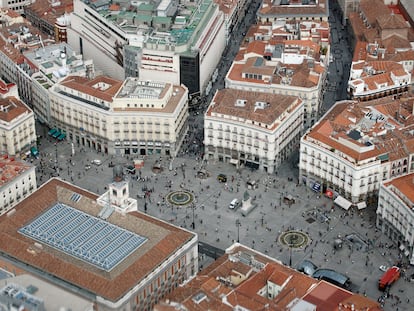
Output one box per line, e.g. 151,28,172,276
30,146,39,156
57,133,66,141
357,201,367,210
400,244,405,251
334,195,352,210
405,250,410,257
230,158,238,164
48,128,57,136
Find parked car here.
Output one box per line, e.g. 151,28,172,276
217,174,227,183
91,159,102,166
85,164,91,171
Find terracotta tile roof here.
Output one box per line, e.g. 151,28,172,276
0,80,15,96
206,88,302,129
0,97,31,123
349,12,366,42
245,41,266,55
377,13,409,30
303,281,381,311
214,0,237,15
59,75,123,103
25,0,73,26
0,178,195,302
0,155,33,188
359,0,390,26
305,96,414,163
156,244,379,311
384,173,414,208
259,0,328,17
381,34,411,49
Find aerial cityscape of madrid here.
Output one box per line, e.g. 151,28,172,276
0,0,413,310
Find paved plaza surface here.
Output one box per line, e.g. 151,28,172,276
33,133,413,311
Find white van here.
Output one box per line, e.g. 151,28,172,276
229,198,240,210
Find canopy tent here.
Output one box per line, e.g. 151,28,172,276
334,195,352,210
30,146,39,157
48,128,57,136
52,131,61,138
356,201,367,210
57,133,66,141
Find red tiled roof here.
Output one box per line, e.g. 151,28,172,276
306,97,414,163
0,178,195,302
0,155,33,187
0,97,31,123
59,75,123,103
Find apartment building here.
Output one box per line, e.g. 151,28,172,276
226,39,326,129
0,0,32,14
0,177,198,311
214,0,249,45
299,96,414,205
49,76,188,156
0,155,36,216
256,0,329,24
154,243,380,311
24,0,73,42
21,43,95,124
377,173,414,265
348,59,411,101
204,88,303,173
0,18,56,107
0,92,37,157
68,0,231,97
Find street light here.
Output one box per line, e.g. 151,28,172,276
235,219,241,243
54,143,59,176
191,204,196,229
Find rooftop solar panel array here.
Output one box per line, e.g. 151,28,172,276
18,203,147,271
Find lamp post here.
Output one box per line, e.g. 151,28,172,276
236,219,241,243
191,204,195,229
54,143,59,176
288,235,296,267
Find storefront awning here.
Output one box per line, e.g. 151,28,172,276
48,128,57,136
57,133,66,141
334,195,352,210
356,201,366,210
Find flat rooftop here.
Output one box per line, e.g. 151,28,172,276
0,178,195,302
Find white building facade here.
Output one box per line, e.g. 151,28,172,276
377,174,414,265
299,97,414,205
49,76,189,156
0,96,37,157
0,156,36,215
21,43,95,124
204,89,303,173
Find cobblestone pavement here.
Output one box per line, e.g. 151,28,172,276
34,134,413,310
